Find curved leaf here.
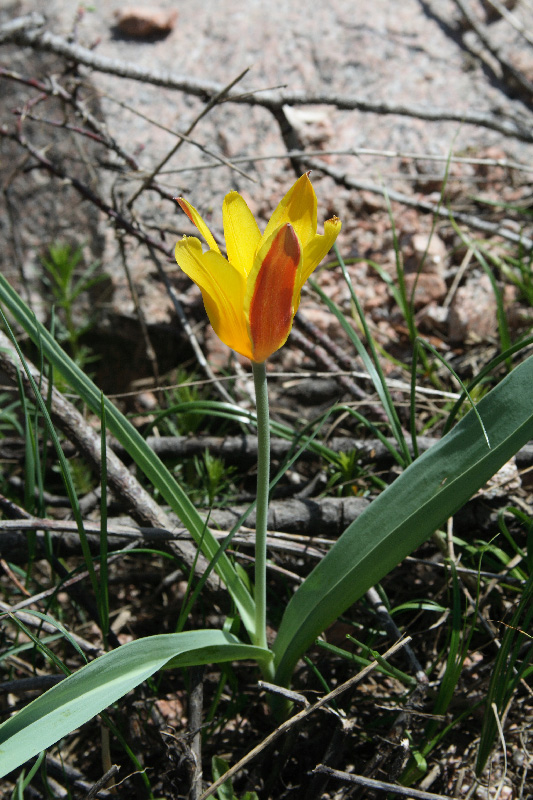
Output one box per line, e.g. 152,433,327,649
0,630,269,778
273,356,533,685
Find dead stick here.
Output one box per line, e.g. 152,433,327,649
311,764,457,800
0,329,214,584
2,15,531,142
199,637,411,800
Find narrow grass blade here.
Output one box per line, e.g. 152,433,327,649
476,572,533,773
148,399,340,463
1,311,100,602
443,337,533,434
412,337,490,455
0,275,255,636
310,251,409,466
99,393,110,642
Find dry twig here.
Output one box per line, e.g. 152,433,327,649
199,637,412,800
2,15,532,142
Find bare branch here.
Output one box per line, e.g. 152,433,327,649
302,156,533,251
0,329,215,583
312,765,457,800
453,0,533,102
199,637,412,800
482,0,533,45
2,15,532,142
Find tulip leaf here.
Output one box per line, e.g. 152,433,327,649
273,356,533,686
0,631,269,778
0,275,255,636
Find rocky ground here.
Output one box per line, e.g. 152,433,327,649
0,1,532,798
1,0,532,383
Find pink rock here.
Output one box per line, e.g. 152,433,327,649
403,273,447,309
282,105,334,148
411,232,447,275
415,303,449,335
114,7,178,38
448,274,497,343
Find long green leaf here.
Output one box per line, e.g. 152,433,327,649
273,356,533,685
0,275,255,636
0,631,269,778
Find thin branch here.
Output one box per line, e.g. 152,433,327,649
189,666,205,800
126,67,254,207
3,15,532,142
162,146,533,176
302,156,533,251
0,329,214,583
292,316,390,421
199,637,412,800
482,0,533,46
0,67,138,169
453,0,533,103
102,91,251,183
0,494,366,552
312,765,457,800
1,600,104,657
365,586,428,683
0,11,45,40
0,126,173,258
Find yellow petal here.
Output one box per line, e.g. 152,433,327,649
175,176,341,363
245,224,301,363
175,237,252,359
176,198,221,254
262,173,317,250
222,192,261,277
293,215,342,311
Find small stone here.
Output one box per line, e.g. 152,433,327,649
478,457,520,499
448,273,497,343
415,302,449,334
282,105,334,148
403,273,447,308
114,7,178,38
411,233,447,275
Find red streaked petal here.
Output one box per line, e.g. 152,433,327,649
176,197,221,254
248,224,301,363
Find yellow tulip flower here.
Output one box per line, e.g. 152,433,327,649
175,173,341,363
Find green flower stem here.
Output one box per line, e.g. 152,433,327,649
252,360,271,661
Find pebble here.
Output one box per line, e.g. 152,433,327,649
113,6,178,38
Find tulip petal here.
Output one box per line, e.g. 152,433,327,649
222,192,261,277
175,237,252,358
176,175,340,363
262,173,317,250
246,224,301,363
293,216,342,311
176,198,221,254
